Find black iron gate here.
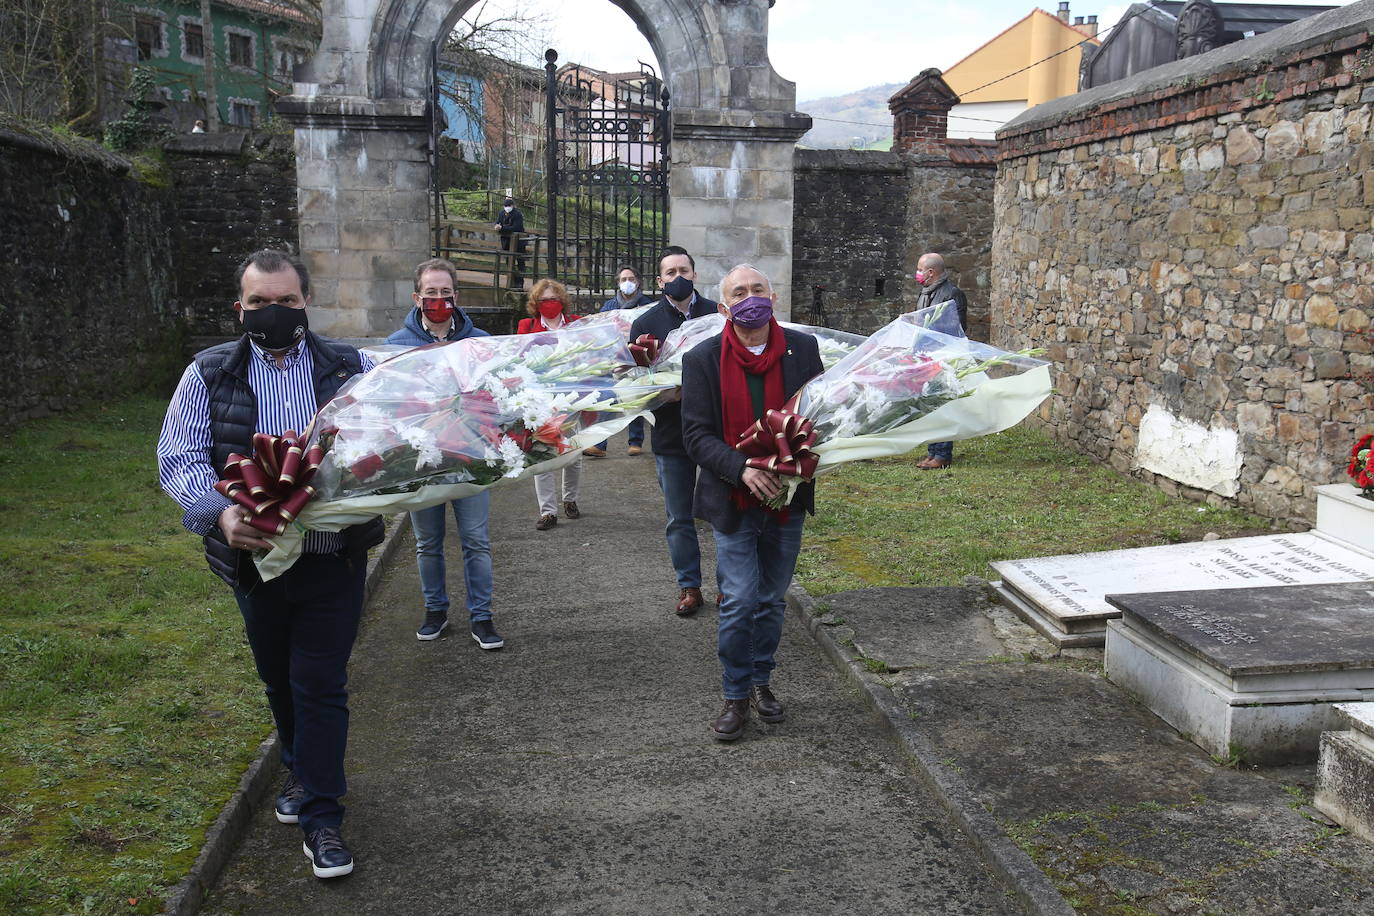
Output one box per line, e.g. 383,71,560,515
543,50,670,298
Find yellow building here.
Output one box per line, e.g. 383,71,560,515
943,3,1099,138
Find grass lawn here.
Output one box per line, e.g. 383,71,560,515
0,396,266,916
794,424,1274,596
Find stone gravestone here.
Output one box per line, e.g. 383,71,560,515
1315,702,1374,843
990,532,1374,647
1103,582,1374,765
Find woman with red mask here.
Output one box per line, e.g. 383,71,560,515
518,280,585,530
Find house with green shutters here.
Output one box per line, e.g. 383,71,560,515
117,0,318,129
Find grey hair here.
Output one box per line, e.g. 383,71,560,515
718,263,772,300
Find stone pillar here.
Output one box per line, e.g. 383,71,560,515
276,96,430,338
670,110,810,318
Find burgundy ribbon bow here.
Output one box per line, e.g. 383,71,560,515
734,406,820,479
629,333,660,368
214,430,324,536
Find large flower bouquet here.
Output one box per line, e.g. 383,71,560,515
734,311,1051,507
249,321,677,579
1350,434,1374,499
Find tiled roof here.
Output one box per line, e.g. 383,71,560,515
216,0,317,27
944,138,998,166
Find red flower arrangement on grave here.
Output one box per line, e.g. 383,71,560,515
1349,434,1374,500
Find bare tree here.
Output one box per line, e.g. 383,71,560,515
0,0,110,127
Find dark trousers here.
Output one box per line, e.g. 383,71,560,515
234,552,366,834
501,234,526,288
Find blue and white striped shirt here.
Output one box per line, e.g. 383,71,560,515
156,340,375,554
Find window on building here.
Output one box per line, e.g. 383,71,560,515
183,22,204,59
230,101,256,127
135,16,164,60
228,33,252,68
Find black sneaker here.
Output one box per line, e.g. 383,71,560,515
302,825,354,878
471,619,505,650
416,611,448,641
274,772,306,824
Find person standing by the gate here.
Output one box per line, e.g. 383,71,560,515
629,246,718,616
588,264,653,457
913,252,969,470
157,249,381,878
519,279,585,530
384,258,505,650
495,196,526,290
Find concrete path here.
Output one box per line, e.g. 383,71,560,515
201,435,1019,915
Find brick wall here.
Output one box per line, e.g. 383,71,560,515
992,5,1374,524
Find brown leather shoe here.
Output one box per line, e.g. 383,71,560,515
626,445,643,456
750,685,785,723
675,587,703,616
535,514,557,530
562,501,580,519
583,446,607,458
916,456,950,470
711,698,750,741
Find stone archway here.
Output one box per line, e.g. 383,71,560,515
278,0,810,336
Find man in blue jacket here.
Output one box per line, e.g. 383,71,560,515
681,264,823,741
629,246,718,616
385,258,504,650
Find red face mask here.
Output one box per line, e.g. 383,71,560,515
537,299,564,319
421,296,455,323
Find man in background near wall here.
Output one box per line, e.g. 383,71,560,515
157,249,381,879
913,252,969,470
629,246,718,616
384,258,504,650
588,264,655,457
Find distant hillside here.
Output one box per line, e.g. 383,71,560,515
796,82,902,149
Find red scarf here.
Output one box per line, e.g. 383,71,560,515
720,319,786,514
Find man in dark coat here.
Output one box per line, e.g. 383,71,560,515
495,196,526,289
157,249,380,878
629,246,718,616
681,264,823,741
914,251,969,469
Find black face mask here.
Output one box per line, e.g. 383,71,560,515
242,304,308,350
663,275,694,302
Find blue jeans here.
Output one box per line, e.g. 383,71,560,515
927,440,953,462
597,416,645,451
712,509,806,699
653,453,701,589
410,491,493,621
235,552,365,834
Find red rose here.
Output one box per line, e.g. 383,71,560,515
350,454,384,481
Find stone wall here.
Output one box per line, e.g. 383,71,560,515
992,2,1374,524
0,125,301,425
0,127,181,424
163,131,301,338
791,148,996,337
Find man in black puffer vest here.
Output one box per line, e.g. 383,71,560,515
157,249,380,879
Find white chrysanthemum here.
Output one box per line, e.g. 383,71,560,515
498,436,528,477
329,434,371,466
401,427,443,470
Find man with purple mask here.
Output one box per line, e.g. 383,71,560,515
680,264,823,741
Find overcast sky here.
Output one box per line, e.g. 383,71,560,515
475,0,1344,101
